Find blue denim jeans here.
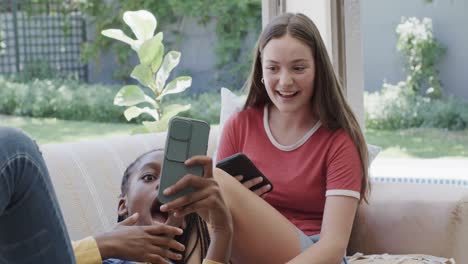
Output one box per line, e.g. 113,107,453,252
297,228,348,264
0,126,76,263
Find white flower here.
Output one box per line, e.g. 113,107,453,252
101,10,157,51
397,17,435,45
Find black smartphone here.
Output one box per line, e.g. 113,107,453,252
216,153,273,193
158,116,210,204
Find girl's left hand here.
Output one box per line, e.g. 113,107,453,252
159,155,232,234
233,175,271,198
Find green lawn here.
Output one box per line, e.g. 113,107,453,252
365,128,468,158
0,115,139,144
2,115,468,158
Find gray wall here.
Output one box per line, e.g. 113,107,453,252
361,0,468,99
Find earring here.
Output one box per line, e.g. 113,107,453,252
261,78,264,84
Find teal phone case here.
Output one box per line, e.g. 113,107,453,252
157,116,210,204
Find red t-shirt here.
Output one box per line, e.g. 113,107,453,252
216,106,363,235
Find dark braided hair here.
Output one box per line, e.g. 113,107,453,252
118,149,211,263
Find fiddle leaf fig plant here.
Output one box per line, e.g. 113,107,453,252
101,10,191,132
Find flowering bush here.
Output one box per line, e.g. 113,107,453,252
396,17,445,98
365,82,425,129
365,81,468,130
365,17,468,130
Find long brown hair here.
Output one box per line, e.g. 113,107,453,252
244,13,370,202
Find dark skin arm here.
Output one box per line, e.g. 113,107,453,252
161,155,233,263
94,213,186,264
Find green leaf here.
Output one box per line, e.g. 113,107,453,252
141,104,191,133
113,85,146,106
161,103,191,118
155,51,181,92
123,10,157,42
101,29,138,50
142,121,167,133
137,33,164,70
124,106,141,121
158,76,192,100
144,94,157,106
130,64,154,89
124,106,159,121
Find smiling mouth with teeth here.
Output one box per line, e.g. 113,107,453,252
276,90,299,98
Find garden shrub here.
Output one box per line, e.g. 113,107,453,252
365,82,424,130
162,89,221,125
0,77,223,125
0,77,126,123
365,17,468,130
396,17,445,99
419,96,468,130
365,81,468,130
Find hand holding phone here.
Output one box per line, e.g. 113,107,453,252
157,116,210,204
216,153,273,195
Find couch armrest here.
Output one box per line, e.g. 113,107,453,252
348,182,468,263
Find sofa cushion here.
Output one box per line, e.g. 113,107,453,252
41,129,219,240
348,182,468,263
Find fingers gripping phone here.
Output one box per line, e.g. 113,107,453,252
216,153,273,194
157,116,210,204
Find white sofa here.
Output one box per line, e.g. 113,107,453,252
40,128,468,263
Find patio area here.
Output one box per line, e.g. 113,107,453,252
371,157,468,187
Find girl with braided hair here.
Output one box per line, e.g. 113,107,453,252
101,149,232,264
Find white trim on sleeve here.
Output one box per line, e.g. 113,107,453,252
326,189,360,200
